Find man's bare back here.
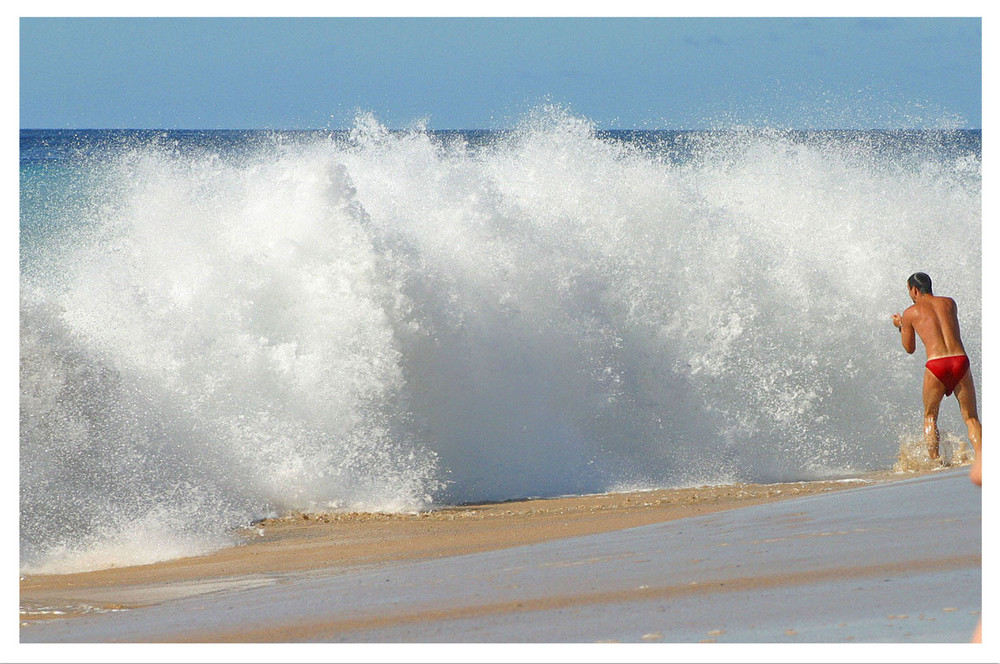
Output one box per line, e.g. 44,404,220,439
894,292,967,360
891,272,980,467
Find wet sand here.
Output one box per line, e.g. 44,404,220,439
21,468,928,623
18,466,981,645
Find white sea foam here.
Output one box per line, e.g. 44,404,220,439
20,109,981,572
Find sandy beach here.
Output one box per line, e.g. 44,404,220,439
20,464,982,645
20,474,890,618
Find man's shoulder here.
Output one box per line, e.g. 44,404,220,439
931,294,958,309
903,301,932,323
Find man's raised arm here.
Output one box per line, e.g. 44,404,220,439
892,309,917,354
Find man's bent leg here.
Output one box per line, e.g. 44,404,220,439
953,370,981,472
923,369,946,460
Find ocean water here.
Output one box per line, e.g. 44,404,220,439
20,109,981,574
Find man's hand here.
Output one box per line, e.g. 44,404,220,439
891,313,903,329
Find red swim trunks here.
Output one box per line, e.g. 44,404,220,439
925,355,970,397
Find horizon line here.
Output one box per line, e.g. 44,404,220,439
19,126,983,132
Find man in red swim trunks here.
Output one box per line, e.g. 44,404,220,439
892,272,981,469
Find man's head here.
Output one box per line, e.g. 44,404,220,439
907,272,933,299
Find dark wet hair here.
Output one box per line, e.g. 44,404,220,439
907,272,933,294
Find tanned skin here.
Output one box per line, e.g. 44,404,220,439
892,284,981,475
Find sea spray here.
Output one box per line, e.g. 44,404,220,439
20,110,981,572
20,130,443,572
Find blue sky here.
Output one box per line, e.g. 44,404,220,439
19,17,982,130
